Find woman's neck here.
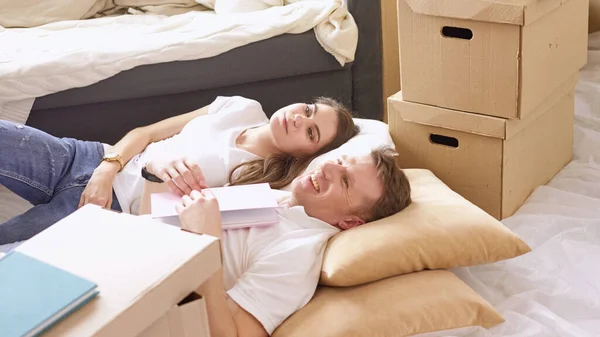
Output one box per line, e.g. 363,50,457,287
236,125,280,158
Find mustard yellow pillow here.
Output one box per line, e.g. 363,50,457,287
273,270,504,337
320,169,531,287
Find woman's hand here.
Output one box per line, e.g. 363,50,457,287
176,189,222,239
146,157,207,196
78,162,118,209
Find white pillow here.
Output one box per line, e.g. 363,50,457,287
281,118,394,190
214,0,283,14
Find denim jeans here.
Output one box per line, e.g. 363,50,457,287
0,120,121,244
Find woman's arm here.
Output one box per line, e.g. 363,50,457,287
80,105,209,208
138,157,208,215
102,105,210,173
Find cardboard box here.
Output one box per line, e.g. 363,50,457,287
388,75,577,219
591,0,600,33
397,0,588,119
138,292,210,337
15,205,220,337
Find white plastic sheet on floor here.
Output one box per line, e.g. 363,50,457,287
424,32,600,337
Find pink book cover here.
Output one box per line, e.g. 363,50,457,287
150,183,280,229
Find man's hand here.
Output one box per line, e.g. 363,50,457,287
78,162,118,209
176,189,222,239
146,157,207,196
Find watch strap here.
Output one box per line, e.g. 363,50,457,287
102,153,124,172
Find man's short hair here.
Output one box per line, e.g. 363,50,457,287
359,146,412,222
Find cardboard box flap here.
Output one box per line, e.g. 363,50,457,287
389,92,507,139
506,73,579,138
403,0,570,25
389,73,578,140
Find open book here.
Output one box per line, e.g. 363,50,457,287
150,183,281,230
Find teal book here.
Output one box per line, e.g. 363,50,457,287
0,251,99,337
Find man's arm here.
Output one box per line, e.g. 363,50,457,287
198,269,268,337
175,190,269,337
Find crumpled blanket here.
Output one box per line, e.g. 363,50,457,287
0,0,357,123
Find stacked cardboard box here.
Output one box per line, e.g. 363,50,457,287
388,0,590,219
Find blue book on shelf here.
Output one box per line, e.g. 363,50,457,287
0,251,99,337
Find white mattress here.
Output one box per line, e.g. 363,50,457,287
2,32,600,337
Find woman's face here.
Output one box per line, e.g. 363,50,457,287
269,102,339,157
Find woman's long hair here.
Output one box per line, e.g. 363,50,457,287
228,97,360,189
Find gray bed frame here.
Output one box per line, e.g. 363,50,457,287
25,0,383,145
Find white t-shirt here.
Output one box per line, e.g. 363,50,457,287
222,190,340,335
111,96,268,214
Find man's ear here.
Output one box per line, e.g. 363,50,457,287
337,216,365,230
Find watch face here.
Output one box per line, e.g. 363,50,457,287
105,153,118,160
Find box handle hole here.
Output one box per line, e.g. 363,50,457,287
179,292,202,305
441,26,473,40
430,134,459,148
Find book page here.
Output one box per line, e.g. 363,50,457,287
150,183,278,218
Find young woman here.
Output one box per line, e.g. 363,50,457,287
0,95,359,244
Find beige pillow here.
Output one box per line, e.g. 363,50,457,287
0,0,102,28
272,270,504,337
319,169,531,287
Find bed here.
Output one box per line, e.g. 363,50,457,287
0,0,383,145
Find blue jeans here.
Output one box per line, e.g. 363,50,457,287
0,120,121,244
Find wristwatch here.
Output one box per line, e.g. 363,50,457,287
102,152,124,172
141,166,164,183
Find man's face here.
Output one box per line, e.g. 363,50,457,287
290,154,384,229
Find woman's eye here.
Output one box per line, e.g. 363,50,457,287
308,128,314,140
305,105,311,117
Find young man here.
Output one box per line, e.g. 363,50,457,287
173,146,412,337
